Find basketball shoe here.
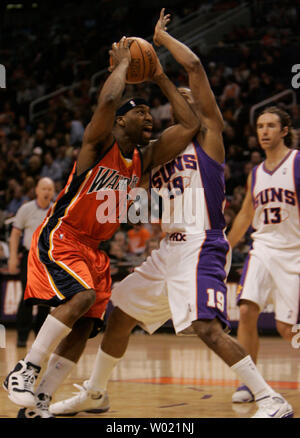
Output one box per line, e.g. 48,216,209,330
49,380,110,416
3,360,41,407
232,385,254,403
252,393,293,418
17,393,54,418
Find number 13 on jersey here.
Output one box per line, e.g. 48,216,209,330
263,207,282,224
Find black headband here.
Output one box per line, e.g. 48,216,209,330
116,98,149,117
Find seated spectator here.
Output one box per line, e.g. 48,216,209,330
54,145,72,176
150,96,165,135
224,207,236,232
32,129,47,153
108,231,131,281
229,185,246,213
40,151,63,182
69,111,85,145
250,150,263,166
6,184,28,218
27,154,43,179
144,237,160,258
220,75,240,104
224,163,241,197
127,223,151,255
112,230,129,253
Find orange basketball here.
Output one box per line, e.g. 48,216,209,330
110,37,157,84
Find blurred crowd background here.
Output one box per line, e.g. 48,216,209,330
0,0,299,283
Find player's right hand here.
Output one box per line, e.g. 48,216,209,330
109,36,132,72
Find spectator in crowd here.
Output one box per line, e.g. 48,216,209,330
127,223,151,256
6,184,28,218
40,151,63,182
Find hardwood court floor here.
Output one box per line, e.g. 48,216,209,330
0,329,299,418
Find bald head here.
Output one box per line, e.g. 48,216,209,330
36,177,55,208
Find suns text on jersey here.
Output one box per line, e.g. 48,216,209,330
151,154,197,189
254,187,296,208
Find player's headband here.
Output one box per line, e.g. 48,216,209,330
116,98,149,117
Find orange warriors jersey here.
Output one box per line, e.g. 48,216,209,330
44,140,142,245
25,140,142,324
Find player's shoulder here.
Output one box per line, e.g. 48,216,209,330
293,148,300,161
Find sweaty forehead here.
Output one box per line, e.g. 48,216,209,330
134,104,150,110
257,112,281,124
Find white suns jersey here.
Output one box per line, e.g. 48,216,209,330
251,149,300,250
150,139,226,234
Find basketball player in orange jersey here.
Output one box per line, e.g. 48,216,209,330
49,10,292,418
3,34,200,416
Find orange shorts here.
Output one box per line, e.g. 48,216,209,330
25,221,112,322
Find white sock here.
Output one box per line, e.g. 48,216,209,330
36,353,75,397
25,315,71,367
87,348,121,393
231,355,275,400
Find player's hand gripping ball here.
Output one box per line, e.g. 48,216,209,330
110,37,157,84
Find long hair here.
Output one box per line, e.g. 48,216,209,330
257,106,294,147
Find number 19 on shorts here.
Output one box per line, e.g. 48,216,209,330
206,289,225,312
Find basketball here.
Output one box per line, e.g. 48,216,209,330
110,37,157,84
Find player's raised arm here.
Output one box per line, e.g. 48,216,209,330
77,37,131,174
154,8,224,163
142,47,200,171
227,172,255,249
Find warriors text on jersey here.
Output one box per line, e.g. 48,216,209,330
251,149,300,250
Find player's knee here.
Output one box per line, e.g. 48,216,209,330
107,307,138,336
72,289,96,314
192,319,222,346
239,301,259,325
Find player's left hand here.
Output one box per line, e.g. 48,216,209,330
153,8,171,47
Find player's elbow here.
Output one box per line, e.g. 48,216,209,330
202,116,225,133
187,116,201,133
99,92,118,109
184,56,201,73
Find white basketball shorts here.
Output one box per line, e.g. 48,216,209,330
237,242,300,324
111,230,231,334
